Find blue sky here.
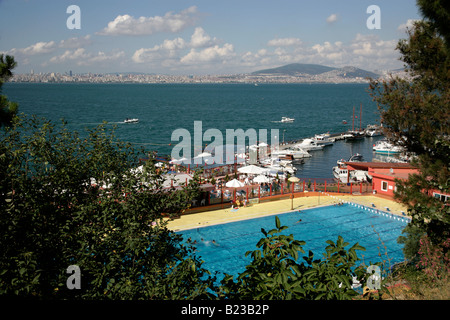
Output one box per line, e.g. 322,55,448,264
0,0,421,75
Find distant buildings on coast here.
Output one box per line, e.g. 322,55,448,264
10,69,409,85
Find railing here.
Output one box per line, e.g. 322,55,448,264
190,178,373,209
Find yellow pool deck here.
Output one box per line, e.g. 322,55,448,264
166,194,410,231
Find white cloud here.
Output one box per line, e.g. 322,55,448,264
180,43,235,64
326,13,338,24
59,35,92,49
97,6,199,36
398,19,419,33
50,48,125,66
10,41,57,56
132,27,234,67
190,27,218,48
267,38,302,47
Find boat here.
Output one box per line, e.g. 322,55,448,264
342,120,348,124
365,124,383,137
313,133,335,146
281,117,295,123
271,148,311,159
333,153,367,182
124,118,139,123
345,130,365,142
294,139,324,151
373,139,404,154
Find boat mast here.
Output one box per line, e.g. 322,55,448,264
352,106,355,132
360,103,362,132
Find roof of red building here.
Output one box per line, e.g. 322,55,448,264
344,162,416,170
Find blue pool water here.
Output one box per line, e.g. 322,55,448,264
179,203,408,280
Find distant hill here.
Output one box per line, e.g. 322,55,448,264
252,63,336,76
251,63,379,79
320,66,379,79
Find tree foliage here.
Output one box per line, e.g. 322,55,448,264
0,115,216,299
369,1,450,259
0,54,19,127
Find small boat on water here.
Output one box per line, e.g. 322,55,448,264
124,118,139,123
281,117,295,123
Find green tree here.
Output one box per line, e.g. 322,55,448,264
0,115,216,299
218,217,371,300
0,54,19,127
369,1,450,259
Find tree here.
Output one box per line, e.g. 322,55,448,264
0,115,216,299
0,54,19,127
369,1,450,259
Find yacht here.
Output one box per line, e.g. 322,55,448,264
281,117,295,123
313,134,335,146
365,124,383,137
333,153,367,183
271,148,311,159
124,118,139,123
373,140,404,154
294,139,324,151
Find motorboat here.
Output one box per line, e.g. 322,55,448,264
124,118,139,123
294,139,324,151
333,153,366,183
281,117,295,123
336,153,365,167
313,134,335,146
260,157,296,175
373,140,404,154
365,124,383,137
271,148,311,159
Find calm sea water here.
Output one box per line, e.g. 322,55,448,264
3,83,383,179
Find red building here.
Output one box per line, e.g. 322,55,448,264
344,162,419,197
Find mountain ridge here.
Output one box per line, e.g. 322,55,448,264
251,63,379,79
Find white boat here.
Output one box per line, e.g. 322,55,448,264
365,125,383,137
260,157,296,175
333,153,366,183
272,148,311,159
313,134,335,146
281,117,295,123
124,118,139,123
294,139,324,151
373,140,404,154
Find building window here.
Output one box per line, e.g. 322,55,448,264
433,192,449,202
381,181,388,192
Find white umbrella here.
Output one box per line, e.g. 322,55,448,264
237,165,268,175
254,175,271,183
226,178,245,188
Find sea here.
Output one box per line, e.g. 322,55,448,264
3,82,385,179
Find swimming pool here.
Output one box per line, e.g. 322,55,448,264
179,203,409,281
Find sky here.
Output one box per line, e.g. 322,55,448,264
0,0,422,75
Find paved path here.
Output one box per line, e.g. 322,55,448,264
166,193,409,231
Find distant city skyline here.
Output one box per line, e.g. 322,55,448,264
0,0,421,75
